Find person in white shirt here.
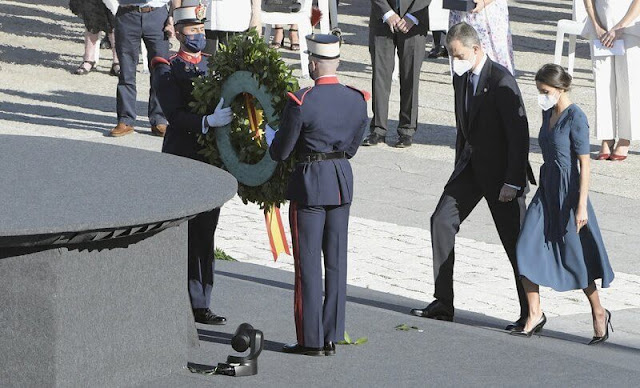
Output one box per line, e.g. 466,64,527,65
203,0,261,55
584,0,640,161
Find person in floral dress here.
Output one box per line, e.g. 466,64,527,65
449,0,515,74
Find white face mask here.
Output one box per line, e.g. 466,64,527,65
452,55,476,76
537,92,559,111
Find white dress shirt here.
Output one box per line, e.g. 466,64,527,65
205,0,252,32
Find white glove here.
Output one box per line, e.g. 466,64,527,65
265,124,276,146
204,98,233,133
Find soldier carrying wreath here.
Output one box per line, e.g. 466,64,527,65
151,0,233,326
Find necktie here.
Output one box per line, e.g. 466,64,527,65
466,73,475,115
396,0,401,12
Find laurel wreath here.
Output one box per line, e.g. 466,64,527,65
190,29,300,210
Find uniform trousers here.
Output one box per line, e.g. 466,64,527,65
188,207,221,309
115,6,169,126
289,201,350,348
369,25,426,137
430,165,528,317
592,34,640,141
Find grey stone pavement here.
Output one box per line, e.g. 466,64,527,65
2,0,640,376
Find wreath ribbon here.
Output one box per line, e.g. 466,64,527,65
245,93,289,260
264,206,290,261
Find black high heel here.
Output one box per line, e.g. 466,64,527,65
510,313,547,338
269,27,284,49
588,309,613,345
289,28,299,51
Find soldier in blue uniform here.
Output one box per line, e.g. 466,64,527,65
151,2,233,325
268,34,370,356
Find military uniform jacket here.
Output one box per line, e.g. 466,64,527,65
153,52,209,161
269,76,369,206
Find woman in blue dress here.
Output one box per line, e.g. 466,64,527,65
512,64,615,345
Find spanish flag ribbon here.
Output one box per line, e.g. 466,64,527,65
264,206,290,261
244,93,264,144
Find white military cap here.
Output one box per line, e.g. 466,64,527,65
174,1,206,25
305,34,340,59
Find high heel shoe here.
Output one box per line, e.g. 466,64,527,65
596,153,610,161
74,61,96,75
609,153,627,161
289,28,300,51
269,27,284,49
510,313,547,338
588,309,613,345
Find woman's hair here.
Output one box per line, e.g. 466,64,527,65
535,63,572,91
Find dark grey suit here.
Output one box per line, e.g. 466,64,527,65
431,58,536,318
369,0,430,137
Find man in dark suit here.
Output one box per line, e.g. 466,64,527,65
363,0,430,148
410,23,535,331
152,4,233,325
269,34,369,356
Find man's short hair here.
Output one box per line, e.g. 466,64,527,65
446,22,481,49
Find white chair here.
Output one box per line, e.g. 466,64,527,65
554,0,588,76
262,0,314,78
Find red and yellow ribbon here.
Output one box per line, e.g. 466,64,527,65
264,206,290,261
244,93,289,260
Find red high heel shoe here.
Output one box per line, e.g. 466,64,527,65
596,153,610,160
609,153,627,161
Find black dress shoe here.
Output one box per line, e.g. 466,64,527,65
282,343,324,356
394,135,412,148
511,313,547,337
324,341,336,356
588,309,613,345
193,308,227,325
427,45,448,59
505,316,527,331
410,300,454,321
362,133,386,146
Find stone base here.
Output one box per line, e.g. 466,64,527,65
0,224,192,387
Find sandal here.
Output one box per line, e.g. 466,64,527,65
109,62,121,77
269,27,284,49
289,28,300,51
74,61,96,75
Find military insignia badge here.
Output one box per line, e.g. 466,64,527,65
195,2,206,20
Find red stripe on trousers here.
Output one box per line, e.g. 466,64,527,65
290,202,305,345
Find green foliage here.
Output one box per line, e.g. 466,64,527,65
337,331,368,346
191,29,300,210
394,324,423,332
214,248,236,262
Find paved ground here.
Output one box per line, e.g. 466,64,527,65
2,0,640,383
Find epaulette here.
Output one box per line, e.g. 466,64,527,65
346,85,371,101
150,56,170,69
286,87,313,106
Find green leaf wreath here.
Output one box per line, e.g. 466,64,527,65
190,29,300,210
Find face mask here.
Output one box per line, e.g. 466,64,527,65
537,92,559,111
182,33,206,53
452,54,476,76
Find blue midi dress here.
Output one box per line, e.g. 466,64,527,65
516,104,614,291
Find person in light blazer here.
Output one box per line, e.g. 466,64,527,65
584,0,640,161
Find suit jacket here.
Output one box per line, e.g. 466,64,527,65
369,0,430,33
269,76,369,206
450,58,535,198
153,52,209,161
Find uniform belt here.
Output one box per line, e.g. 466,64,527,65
301,151,346,163
119,5,158,13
